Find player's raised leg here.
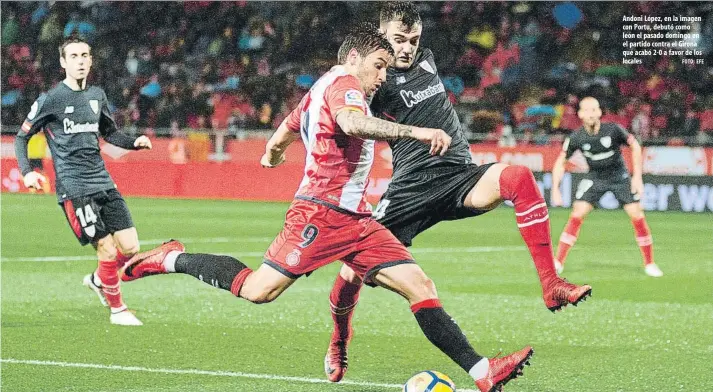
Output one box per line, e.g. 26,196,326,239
372,263,533,392
91,234,142,326
555,201,593,274
464,163,592,312
122,241,297,304
623,202,662,277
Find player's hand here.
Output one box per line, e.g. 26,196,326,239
551,188,563,207
413,127,451,156
23,171,47,191
134,135,152,150
631,175,644,200
261,152,285,168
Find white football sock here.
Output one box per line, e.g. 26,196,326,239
163,250,183,272
469,357,490,380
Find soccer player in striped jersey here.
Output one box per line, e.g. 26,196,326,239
122,23,533,391
552,97,662,277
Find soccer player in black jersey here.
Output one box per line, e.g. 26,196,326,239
551,97,663,278
324,2,591,387
15,36,152,326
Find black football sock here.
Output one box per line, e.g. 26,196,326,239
411,299,484,373
175,253,251,294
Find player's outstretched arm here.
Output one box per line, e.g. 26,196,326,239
16,95,51,190
261,118,300,168
551,151,568,207
627,135,644,197
335,109,451,156
100,91,151,150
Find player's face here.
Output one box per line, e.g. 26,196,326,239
60,43,92,81
578,99,602,128
357,49,390,97
381,21,422,70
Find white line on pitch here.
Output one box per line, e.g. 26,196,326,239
0,252,265,263
0,358,479,391
142,237,274,245
0,246,525,263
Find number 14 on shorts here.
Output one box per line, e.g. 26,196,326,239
76,204,98,228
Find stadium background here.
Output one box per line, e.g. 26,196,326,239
2,2,712,392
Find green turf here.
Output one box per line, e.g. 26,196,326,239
2,193,712,391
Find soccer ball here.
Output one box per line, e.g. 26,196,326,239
402,370,456,392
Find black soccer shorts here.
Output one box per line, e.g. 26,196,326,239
574,172,638,206
374,163,496,247
60,189,135,246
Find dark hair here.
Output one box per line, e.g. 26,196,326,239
337,22,394,63
59,35,91,58
379,1,421,28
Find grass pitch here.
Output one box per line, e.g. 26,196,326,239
2,193,712,391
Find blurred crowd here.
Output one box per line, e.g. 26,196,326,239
2,1,713,146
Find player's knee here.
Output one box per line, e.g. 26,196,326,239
244,290,276,304
241,286,278,304
421,276,438,298
120,242,140,257
626,206,645,220
339,265,362,285
95,236,118,260
507,165,535,182
407,272,439,303
570,212,587,220
500,165,540,200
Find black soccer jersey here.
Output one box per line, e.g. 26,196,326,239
370,48,472,178
15,82,138,202
564,122,632,176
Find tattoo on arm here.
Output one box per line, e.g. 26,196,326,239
344,111,413,140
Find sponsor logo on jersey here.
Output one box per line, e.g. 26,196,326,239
600,136,612,148
64,106,74,114
344,90,364,106
63,118,99,134
419,60,435,74
582,143,591,151
89,100,99,114
396,76,406,84
286,249,301,266
399,82,446,108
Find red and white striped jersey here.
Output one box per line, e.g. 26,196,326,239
285,66,374,215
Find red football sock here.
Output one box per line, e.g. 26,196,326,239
499,165,557,286
230,268,254,297
556,216,583,265
97,259,125,312
329,274,362,343
115,250,131,269
632,217,654,265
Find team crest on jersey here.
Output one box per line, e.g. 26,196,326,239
286,249,302,267
89,100,99,114
419,60,435,74
344,90,364,106
582,143,591,151
600,136,612,148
